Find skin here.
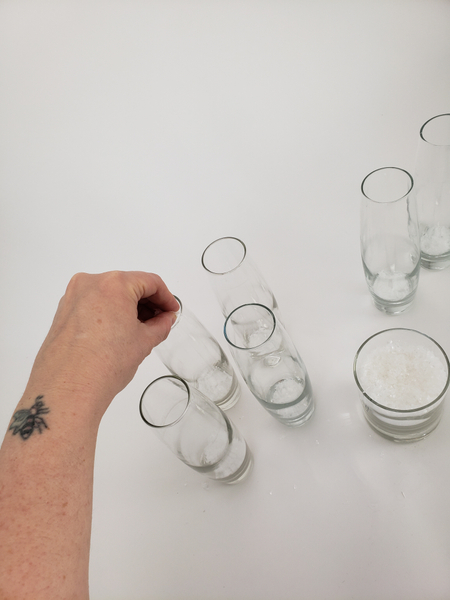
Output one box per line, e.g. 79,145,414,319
0,271,179,600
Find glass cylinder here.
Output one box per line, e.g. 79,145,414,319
139,376,253,484
201,237,279,319
155,297,240,410
414,113,450,269
353,328,450,442
224,303,314,427
360,167,420,314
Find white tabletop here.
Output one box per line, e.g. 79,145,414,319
1,1,450,598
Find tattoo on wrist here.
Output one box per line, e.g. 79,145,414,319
9,396,50,440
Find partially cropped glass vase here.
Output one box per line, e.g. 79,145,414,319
413,113,450,270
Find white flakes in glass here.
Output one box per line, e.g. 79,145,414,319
421,224,450,256
359,341,447,410
196,368,232,402
372,270,414,301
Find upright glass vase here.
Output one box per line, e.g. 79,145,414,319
413,113,450,270
360,167,420,315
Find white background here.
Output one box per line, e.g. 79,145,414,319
1,1,450,599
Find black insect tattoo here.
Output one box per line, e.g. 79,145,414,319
9,395,50,440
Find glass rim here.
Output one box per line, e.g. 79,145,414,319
224,303,276,350
420,113,450,146
360,166,414,204
139,375,191,428
201,236,247,275
353,327,450,413
171,295,183,329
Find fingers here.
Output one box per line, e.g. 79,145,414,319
137,300,162,323
121,271,179,353
65,271,179,313
140,310,178,351
127,272,179,313
61,270,179,353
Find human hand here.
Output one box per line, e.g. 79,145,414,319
25,271,179,417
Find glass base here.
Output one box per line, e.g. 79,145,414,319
260,377,315,427
363,409,443,443
276,401,315,427
420,255,450,270
360,393,445,443
364,265,419,314
371,295,415,315
214,444,253,484
214,380,240,411
420,225,450,269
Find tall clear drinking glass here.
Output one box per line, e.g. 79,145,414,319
155,297,240,410
201,237,279,318
224,303,314,427
413,113,450,270
139,376,253,484
360,167,420,315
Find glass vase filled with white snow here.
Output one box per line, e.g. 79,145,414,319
353,328,450,442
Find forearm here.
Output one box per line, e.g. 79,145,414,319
0,385,104,600
0,271,178,599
